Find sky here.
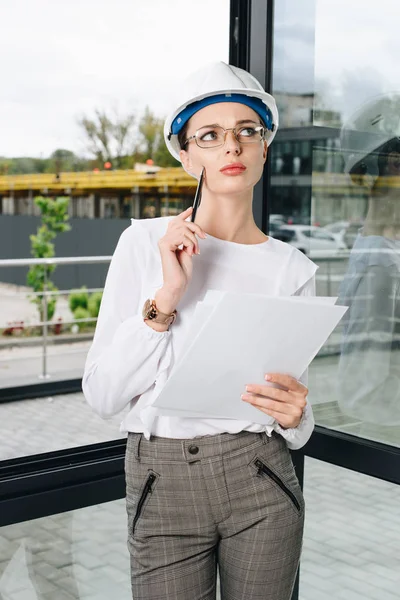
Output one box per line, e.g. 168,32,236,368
0,0,230,157
1,0,399,158
273,0,400,124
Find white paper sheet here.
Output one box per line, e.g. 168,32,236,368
153,293,347,424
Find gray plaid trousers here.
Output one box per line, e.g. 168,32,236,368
125,429,305,600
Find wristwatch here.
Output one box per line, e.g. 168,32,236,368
142,299,177,326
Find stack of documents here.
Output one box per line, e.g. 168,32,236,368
153,291,347,424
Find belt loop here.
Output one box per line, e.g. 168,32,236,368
133,433,143,461
261,431,270,444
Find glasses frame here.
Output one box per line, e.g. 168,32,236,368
183,124,266,149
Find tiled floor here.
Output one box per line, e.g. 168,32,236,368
0,458,399,600
0,392,399,599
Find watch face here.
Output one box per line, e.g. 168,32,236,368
142,299,157,320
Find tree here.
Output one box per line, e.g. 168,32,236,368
77,106,181,169
138,106,163,158
45,149,88,174
137,107,180,167
153,141,180,168
27,196,71,323
77,109,136,168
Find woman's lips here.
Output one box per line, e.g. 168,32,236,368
220,163,247,176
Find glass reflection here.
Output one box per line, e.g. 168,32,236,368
0,500,131,600
337,94,400,431
271,0,400,446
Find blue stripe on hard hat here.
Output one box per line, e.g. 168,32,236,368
170,93,274,136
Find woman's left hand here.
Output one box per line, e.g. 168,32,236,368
241,373,308,429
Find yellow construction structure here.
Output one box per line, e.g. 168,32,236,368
0,168,196,195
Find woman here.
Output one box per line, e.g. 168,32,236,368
338,94,400,432
83,61,317,600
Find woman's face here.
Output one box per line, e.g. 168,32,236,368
179,102,268,195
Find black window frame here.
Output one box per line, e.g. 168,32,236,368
1,5,399,600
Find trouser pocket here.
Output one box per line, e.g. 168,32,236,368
252,457,302,513
129,470,159,537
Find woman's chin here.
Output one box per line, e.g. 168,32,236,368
213,178,257,195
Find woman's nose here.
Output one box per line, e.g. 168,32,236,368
224,130,241,154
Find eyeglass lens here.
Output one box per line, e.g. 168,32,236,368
195,125,264,148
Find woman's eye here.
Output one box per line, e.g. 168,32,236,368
239,127,257,137
200,130,218,141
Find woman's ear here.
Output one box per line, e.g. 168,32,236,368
179,149,192,173
179,149,199,179
263,141,268,162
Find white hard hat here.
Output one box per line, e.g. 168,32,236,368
164,61,279,162
341,93,400,178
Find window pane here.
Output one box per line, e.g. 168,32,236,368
1,462,398,600
0,392,126,461
0,0,229,454
301,458,400,599
271,0,400,447
0,499,131,599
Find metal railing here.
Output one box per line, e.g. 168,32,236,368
2,247,392,381
0,256,111,379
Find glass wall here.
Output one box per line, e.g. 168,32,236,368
0,392,126,462
271,0,400,448
301,458,400,600
1,461,398,599
0,499,131,600
0,0,229,452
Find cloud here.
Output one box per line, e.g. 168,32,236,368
3,0,399,156
0,0,229,157
272,0,400,128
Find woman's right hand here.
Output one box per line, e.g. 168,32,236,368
155,207,207,314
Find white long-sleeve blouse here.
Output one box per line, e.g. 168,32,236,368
83,216,318,450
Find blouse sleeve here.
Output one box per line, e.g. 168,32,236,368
272,274,316,450
82,223,172,418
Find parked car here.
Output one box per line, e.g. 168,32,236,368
268,222,293,243
323,221,364,248
276,225,347,256
269,214,287,225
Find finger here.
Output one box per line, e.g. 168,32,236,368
182,234,196,256
255,408,295,428
176,247,193,270
185,222,207,239
245,384,288,402
178,207,193,220
265,373,308,394
181,230,199,254
243,399,303,427
242,394,300,415
245,385,305,407
242,399,292,424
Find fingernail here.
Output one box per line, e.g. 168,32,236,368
265,374,271,381
241,394,248,401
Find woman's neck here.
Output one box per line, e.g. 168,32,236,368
193,191,267,244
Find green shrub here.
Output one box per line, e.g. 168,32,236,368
27,196,70,323
73,306,91,330
88,292,103,318
69,288,89,313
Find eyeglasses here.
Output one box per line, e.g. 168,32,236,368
183,124,265,149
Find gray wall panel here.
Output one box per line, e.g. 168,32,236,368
0,216,131,289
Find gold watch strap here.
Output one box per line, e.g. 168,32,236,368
142,299,177,325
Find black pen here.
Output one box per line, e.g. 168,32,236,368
191,167,205,223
